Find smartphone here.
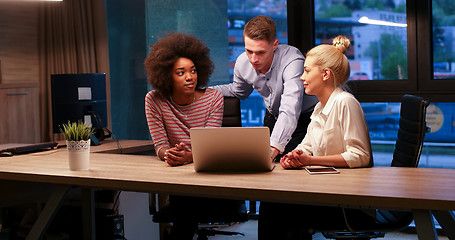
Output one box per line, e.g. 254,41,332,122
304,166,340,174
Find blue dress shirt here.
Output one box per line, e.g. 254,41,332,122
213,44,318,152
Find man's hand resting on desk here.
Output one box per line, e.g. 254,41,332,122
164,143,193,166
270,147,280,161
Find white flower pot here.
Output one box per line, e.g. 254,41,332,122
66,139,90,171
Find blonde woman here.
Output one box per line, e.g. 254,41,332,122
258,36,373,240
281,35,372,169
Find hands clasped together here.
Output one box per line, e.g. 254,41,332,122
280,149,311,169
164,142,193,166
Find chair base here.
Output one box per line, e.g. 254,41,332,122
196,227,245,240
160,222,246,240
322,231,385,239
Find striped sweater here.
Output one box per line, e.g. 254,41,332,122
145,88,224,154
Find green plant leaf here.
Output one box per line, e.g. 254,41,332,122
60,121,94,141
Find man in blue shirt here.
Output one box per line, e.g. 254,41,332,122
213,15,318,160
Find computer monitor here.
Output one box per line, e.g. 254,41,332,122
51,73,108,137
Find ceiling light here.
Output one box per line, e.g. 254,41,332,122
0,0,63,2
358,16,407,28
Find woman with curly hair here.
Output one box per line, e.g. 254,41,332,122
145,32,223,166
145,33,241,240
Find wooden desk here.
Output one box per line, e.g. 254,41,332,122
0,140,454,240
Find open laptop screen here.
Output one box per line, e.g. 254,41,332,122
190,127,273,172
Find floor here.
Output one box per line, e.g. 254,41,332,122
204,220,449,240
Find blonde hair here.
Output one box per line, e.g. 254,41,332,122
306,36,351,87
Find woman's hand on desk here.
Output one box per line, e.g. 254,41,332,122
280,149,309,169
164,143,193,166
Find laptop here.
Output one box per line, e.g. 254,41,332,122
190,127,274,172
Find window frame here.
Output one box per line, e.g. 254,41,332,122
287,0,455,103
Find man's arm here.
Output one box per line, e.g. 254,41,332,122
211,53,254,99
211,80,253,99
269,58,305,153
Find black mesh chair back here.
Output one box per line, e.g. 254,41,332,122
222,97,242,127
372,94,429,233
323,94,430,239
391,94,430,167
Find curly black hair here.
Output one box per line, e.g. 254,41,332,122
144,32,214,98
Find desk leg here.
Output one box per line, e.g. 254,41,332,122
82,188,96,240
433,210,455,239
26,184,70,240
249,201,257,215
413,209,438,240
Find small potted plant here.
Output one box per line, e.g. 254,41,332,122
61,121,94,171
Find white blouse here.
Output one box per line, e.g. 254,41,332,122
296,87,372,168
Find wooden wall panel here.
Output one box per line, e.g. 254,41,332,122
0,2,39,84
0,84,40,144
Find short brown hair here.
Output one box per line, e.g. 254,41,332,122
144,33,214,97
243,15,277,43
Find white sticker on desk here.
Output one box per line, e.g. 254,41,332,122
78,87,92,100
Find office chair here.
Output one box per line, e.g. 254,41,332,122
321,94,430,239
221,96,243,127
150,97,249,240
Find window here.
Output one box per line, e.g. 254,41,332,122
315,1,407,81
145,0,230,86
432,0,455,80
288,0,455,102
